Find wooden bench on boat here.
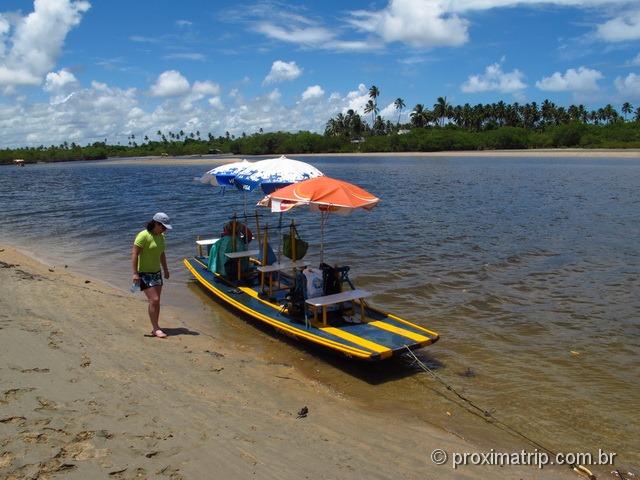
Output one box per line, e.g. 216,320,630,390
257,261,307,295
306,289,372,326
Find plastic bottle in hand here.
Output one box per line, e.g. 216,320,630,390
130,281,139,293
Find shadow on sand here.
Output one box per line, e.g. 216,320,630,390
144,327,200,338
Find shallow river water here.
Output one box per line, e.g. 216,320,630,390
1,155,638,471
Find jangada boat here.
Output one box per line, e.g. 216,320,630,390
184,174,439,361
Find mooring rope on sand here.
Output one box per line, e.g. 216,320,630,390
402,346,596,480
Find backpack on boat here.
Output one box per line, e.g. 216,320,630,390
286,270,307,319
283,222,308,261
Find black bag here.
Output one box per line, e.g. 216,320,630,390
283,223,308,261
320,263,342,296
286,271,307,319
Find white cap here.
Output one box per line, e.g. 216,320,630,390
153,212,172,230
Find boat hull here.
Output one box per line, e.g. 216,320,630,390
184,257,439,361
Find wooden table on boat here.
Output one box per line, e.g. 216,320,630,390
257,261,307,295
195,237,219,256
306,289,372,326
225,249,260,281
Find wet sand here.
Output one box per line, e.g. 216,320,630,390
0,244,578,479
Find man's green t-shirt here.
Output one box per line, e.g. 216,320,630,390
134,230,165,273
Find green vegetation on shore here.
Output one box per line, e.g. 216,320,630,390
2,94,640,164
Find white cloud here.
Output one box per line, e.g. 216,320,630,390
192,80,220,96
630,53,640,66
263,60,302,85
208,96,223,109
344,0,638,49
597,10,640,42
43,68,78,92
343,83,370,115
0,80,386,147
164,52,206,61
256,23,333,45
0,0,90,91
379,101,400,121
535,67,603,92
348,0,469,48
301,85,324,101
266,89,281,102
461,62,526,93
615,73,640,98
149,70,190,97
0,15,10,57
0,80,138,147
176,19,192,27
249,10,380,52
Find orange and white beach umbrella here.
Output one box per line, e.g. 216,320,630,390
258,175,380,214
258,176,380,262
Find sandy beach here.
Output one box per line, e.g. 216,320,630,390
92,148,640,167
0,244,581,480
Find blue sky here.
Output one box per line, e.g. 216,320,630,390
0,0,639,147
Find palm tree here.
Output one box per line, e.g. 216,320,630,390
602,104,618,124
622,102,633,121
541,99,556,126
324,118,340,137
433,96,450,127
394,98,405,126
347,110,365,138
368,85,380,123
364,99,378,127
410,104,429,128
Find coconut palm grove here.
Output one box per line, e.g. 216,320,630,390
2,85,640,164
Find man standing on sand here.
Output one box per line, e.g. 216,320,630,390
131,212,172,338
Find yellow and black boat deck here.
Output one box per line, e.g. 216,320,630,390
184,256,439,361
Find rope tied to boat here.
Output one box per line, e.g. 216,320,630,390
403,346,596,480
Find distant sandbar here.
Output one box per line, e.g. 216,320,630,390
101,148,640,166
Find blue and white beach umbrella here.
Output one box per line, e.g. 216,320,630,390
233,156,323,194
199,159,250,187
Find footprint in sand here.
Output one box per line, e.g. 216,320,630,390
48,331,61,349
108,467,128,477
20,367,50,374
0,416,27,427
157,465,183,479
80,354,91,368
21,432,49,444
0,387,35,405
0,451,15,469
34,397,58,412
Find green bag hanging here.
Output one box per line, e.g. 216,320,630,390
283,223,308,261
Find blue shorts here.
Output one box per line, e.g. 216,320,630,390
139,271,163,291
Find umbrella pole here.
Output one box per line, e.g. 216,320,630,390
277,212,283,264
243,191,248,217
291,220,296,262
231,214,237,251
320,211,329,265
254,210,261,250
260,224,269,292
